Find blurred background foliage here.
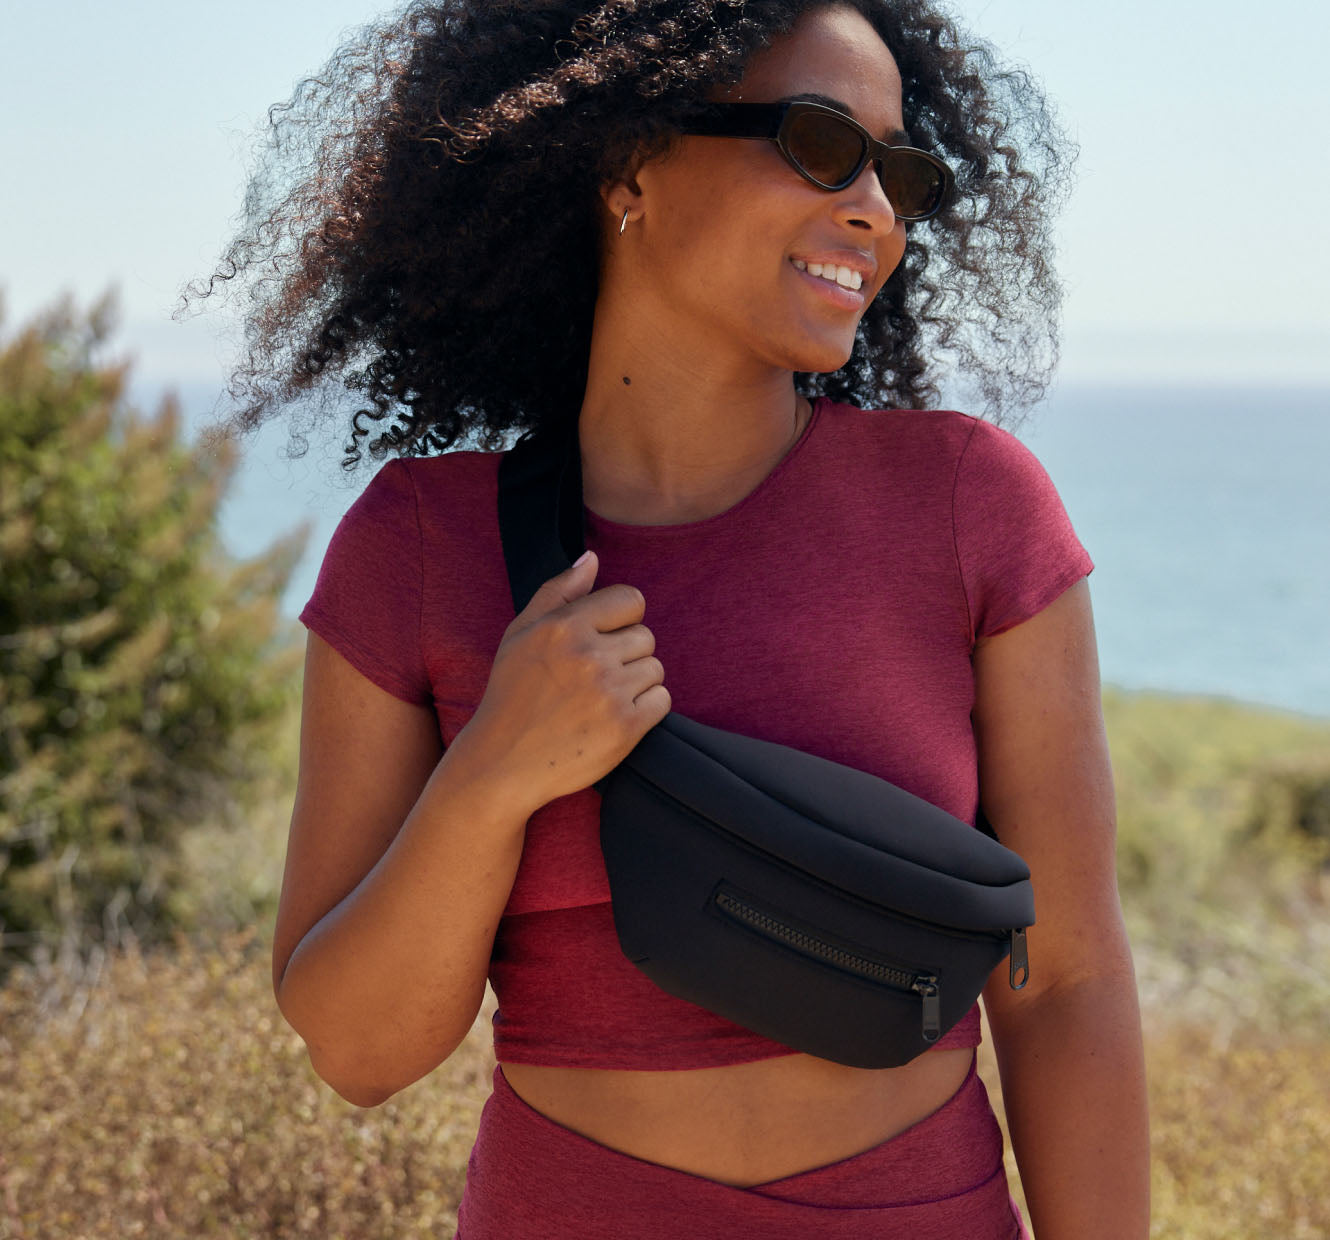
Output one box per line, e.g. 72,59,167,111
0,294,308,971
1104,689,1330,1038
0,295,1326,1237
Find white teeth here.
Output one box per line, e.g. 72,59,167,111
792,259,864,291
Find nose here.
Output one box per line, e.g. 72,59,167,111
834,160,899,232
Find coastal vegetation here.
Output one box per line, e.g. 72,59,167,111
0,297,305,970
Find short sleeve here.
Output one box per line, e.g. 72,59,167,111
298,457,433,705
952,416,1093,641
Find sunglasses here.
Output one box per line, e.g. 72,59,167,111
677,100,954,222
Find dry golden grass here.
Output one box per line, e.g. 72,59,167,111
1142,1022,1330,1240
977,1015,1330,1240
0,930,497,1239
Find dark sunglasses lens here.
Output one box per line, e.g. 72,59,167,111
785,110,946,218
879,149,946,220
784,110,866,186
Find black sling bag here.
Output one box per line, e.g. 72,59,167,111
496,417,1034,1068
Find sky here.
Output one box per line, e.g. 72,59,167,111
3,0,1328,399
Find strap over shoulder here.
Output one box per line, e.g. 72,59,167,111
497,417,584,615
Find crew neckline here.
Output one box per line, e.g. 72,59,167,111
583,396,828,537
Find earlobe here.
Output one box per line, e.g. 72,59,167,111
600,167,645,222
601,184,644,236
599,133,662,220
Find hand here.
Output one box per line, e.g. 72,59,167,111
457,550,670,818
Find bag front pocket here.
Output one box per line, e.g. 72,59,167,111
710,881,943,1042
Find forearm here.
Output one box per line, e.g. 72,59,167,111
989,966,1150,1239
276,728,532,1104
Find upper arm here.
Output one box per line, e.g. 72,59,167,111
971,578,1131,1017
272,630,445,995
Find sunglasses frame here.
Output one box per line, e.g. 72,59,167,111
677,99,954,222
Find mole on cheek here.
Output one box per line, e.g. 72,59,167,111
622,375,632,385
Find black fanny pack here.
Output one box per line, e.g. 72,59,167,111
496,418,1034,1068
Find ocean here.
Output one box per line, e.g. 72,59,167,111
1019,384,1329,721
164,381,1329,721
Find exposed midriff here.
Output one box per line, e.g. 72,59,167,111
500,1043,977,1187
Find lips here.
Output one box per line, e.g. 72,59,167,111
788,251,877,286
790,259,866,309
791,258,863,291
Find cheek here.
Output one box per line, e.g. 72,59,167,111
647,179,740,277
654,193,788,297
661,140,797,241
877,227,909,291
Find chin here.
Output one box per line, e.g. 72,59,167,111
758,314,859,373
785,341,856,374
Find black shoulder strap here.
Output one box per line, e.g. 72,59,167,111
496,417,624,796
496,418,585,615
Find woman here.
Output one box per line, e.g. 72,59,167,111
207,0,1149,1234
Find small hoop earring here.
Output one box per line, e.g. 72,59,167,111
619,208,630,236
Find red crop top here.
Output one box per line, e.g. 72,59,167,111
299,399,1093,1069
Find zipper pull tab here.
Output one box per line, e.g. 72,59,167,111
914,977,941,1042
1009,928,1029,990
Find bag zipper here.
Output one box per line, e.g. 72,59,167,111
712,887,943,1042
1009,926,1029,989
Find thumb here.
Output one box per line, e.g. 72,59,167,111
517,549,598,624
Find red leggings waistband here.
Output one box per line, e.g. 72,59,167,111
456,1055,1027,1239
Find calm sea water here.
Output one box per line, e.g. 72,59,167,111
1019,384,1329,721
165,382,1329,721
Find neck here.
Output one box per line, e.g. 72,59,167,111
576,297,809,526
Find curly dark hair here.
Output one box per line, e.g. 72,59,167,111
186,0,1075,469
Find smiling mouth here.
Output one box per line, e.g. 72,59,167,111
790,258,865,292
790,260,867,308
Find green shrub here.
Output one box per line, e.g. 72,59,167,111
1104,689,1330,888
1243,756,1330,873
1103,690,1330,1035
0,294,308,967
